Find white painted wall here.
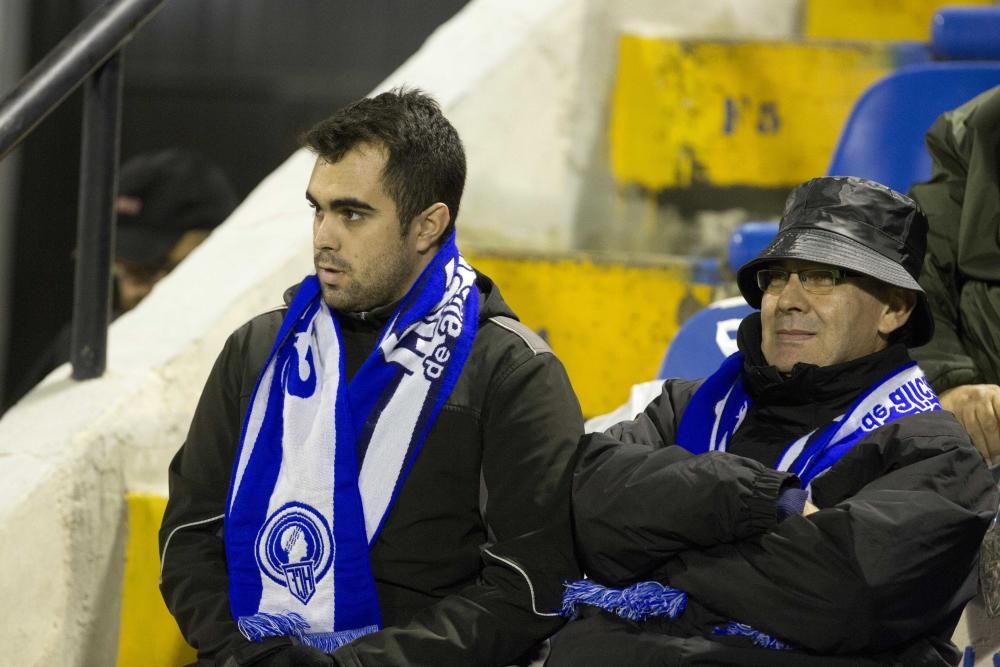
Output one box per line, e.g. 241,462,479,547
0,1,809,664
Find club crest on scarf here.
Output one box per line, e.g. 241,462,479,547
256,503,333,604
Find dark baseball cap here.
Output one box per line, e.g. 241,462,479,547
116,149,238,267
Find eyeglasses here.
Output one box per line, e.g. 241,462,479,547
756,268,865,295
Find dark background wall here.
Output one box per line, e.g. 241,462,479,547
2,0,469,410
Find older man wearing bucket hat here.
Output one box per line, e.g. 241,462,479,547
548,176,998,667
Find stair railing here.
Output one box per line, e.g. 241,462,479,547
0,0,168,379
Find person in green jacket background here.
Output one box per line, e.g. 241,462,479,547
910,85,1000,464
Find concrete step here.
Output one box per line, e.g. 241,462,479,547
465,249,712,417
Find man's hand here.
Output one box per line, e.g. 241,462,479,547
260,646,335,667
218,641,335,667
939,384,1000,464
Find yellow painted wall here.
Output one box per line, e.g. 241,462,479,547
465,251,712,417
609,37,895,189
804,0,992,41
117,494,196,667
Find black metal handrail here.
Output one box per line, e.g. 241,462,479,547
0,0,168,380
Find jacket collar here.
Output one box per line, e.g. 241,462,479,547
736,311,912,407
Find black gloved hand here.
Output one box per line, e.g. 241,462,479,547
257,645,336,667
217,637,335,667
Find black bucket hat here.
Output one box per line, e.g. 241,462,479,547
736,176,934,347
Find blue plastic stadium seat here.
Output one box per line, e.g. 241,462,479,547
691,256,722,285
827,63,1000,193
727,221,779,274
827,5,1000,192
829,5,1000,193
932,6,1000,61
658,297,755,380
658,221,778,380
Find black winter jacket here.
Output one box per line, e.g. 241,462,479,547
548,314,997,667
910,85,1000,391
159,272,584,667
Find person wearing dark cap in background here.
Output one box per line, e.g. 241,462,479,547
3,149,237,409
114,148,238,311
548,176,997,666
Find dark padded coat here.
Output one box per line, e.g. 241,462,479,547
548,314,997,667
910,85,1000,391
159,272,584,667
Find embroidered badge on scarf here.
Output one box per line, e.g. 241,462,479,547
224,233,479,651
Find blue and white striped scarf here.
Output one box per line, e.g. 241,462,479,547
225,234,479,651
564,351,941,649
676,352,941,489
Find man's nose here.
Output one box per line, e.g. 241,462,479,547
776,273,810,311
313,214,341,250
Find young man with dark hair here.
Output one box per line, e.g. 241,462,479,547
159,89,583,667
551,176,997,666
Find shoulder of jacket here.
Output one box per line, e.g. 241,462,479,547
484,315,551,355
226,306,287,353
237,305,286,330
895,408,970,437
666,377,704,410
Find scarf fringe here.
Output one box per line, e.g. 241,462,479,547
238,612,378,651
299,624,380,652
561,579,687,622
714,622,796,651
562,581,796,653
238,611,310,641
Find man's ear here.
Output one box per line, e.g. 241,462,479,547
878,288,917,337
411,202,451,253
